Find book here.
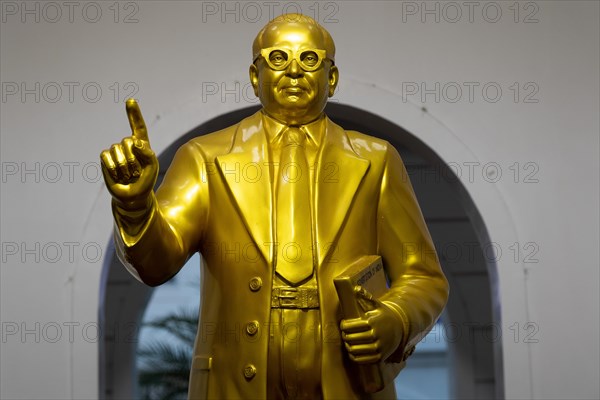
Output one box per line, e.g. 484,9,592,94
334,255,403,393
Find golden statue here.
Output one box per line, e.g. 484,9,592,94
100,14,448,400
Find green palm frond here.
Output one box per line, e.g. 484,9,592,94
142,307,198,345
138,341,192,370
137,307,198,400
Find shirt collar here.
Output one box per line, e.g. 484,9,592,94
261,110,326,147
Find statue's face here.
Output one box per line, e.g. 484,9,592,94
250,23,338,125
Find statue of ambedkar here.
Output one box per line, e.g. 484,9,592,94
100,13,449,400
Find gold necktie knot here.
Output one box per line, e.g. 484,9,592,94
284,127,306,146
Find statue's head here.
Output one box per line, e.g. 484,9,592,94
250,14,338,125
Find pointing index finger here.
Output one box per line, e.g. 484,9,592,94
125,98,149,142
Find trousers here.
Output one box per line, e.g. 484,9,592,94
267,308,322,399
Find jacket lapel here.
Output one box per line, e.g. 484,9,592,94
315,118,370,266
215,113,370,268
215,112,274,265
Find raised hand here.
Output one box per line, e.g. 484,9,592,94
340,286,404,364
100,98,158,210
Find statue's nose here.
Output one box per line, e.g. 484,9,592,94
286,59,302,77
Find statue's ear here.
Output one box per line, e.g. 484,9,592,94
328,65,339,97
249,64,259,97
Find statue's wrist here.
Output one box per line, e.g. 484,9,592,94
113,195,154,217
380,300,405,334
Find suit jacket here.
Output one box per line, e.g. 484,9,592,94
114,110,449,399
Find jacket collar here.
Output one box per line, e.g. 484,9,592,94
261,110,326,148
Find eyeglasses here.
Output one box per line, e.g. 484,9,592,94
254,47,333,72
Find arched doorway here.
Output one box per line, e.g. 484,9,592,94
99,104,503,399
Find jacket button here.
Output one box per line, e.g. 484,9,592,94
243,363,257,379
249,277,262,292
246,321,259,336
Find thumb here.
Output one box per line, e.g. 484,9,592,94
354,286,379,313
131,137,156,164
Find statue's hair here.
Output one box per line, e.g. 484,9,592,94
252,13,335,62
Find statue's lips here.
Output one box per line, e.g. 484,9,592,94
282,86,306,94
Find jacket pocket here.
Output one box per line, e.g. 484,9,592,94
188,355,212,400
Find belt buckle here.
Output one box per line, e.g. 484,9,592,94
278,287,300,308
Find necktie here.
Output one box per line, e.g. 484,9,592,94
275,127,313,285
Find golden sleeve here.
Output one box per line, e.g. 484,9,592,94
377,144,449,359
112,141,209,286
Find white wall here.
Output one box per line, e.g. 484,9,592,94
1,1,598,399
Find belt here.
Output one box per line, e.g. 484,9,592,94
271,286,319,309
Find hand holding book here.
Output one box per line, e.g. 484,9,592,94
340,286,404,365
334,255,407,393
